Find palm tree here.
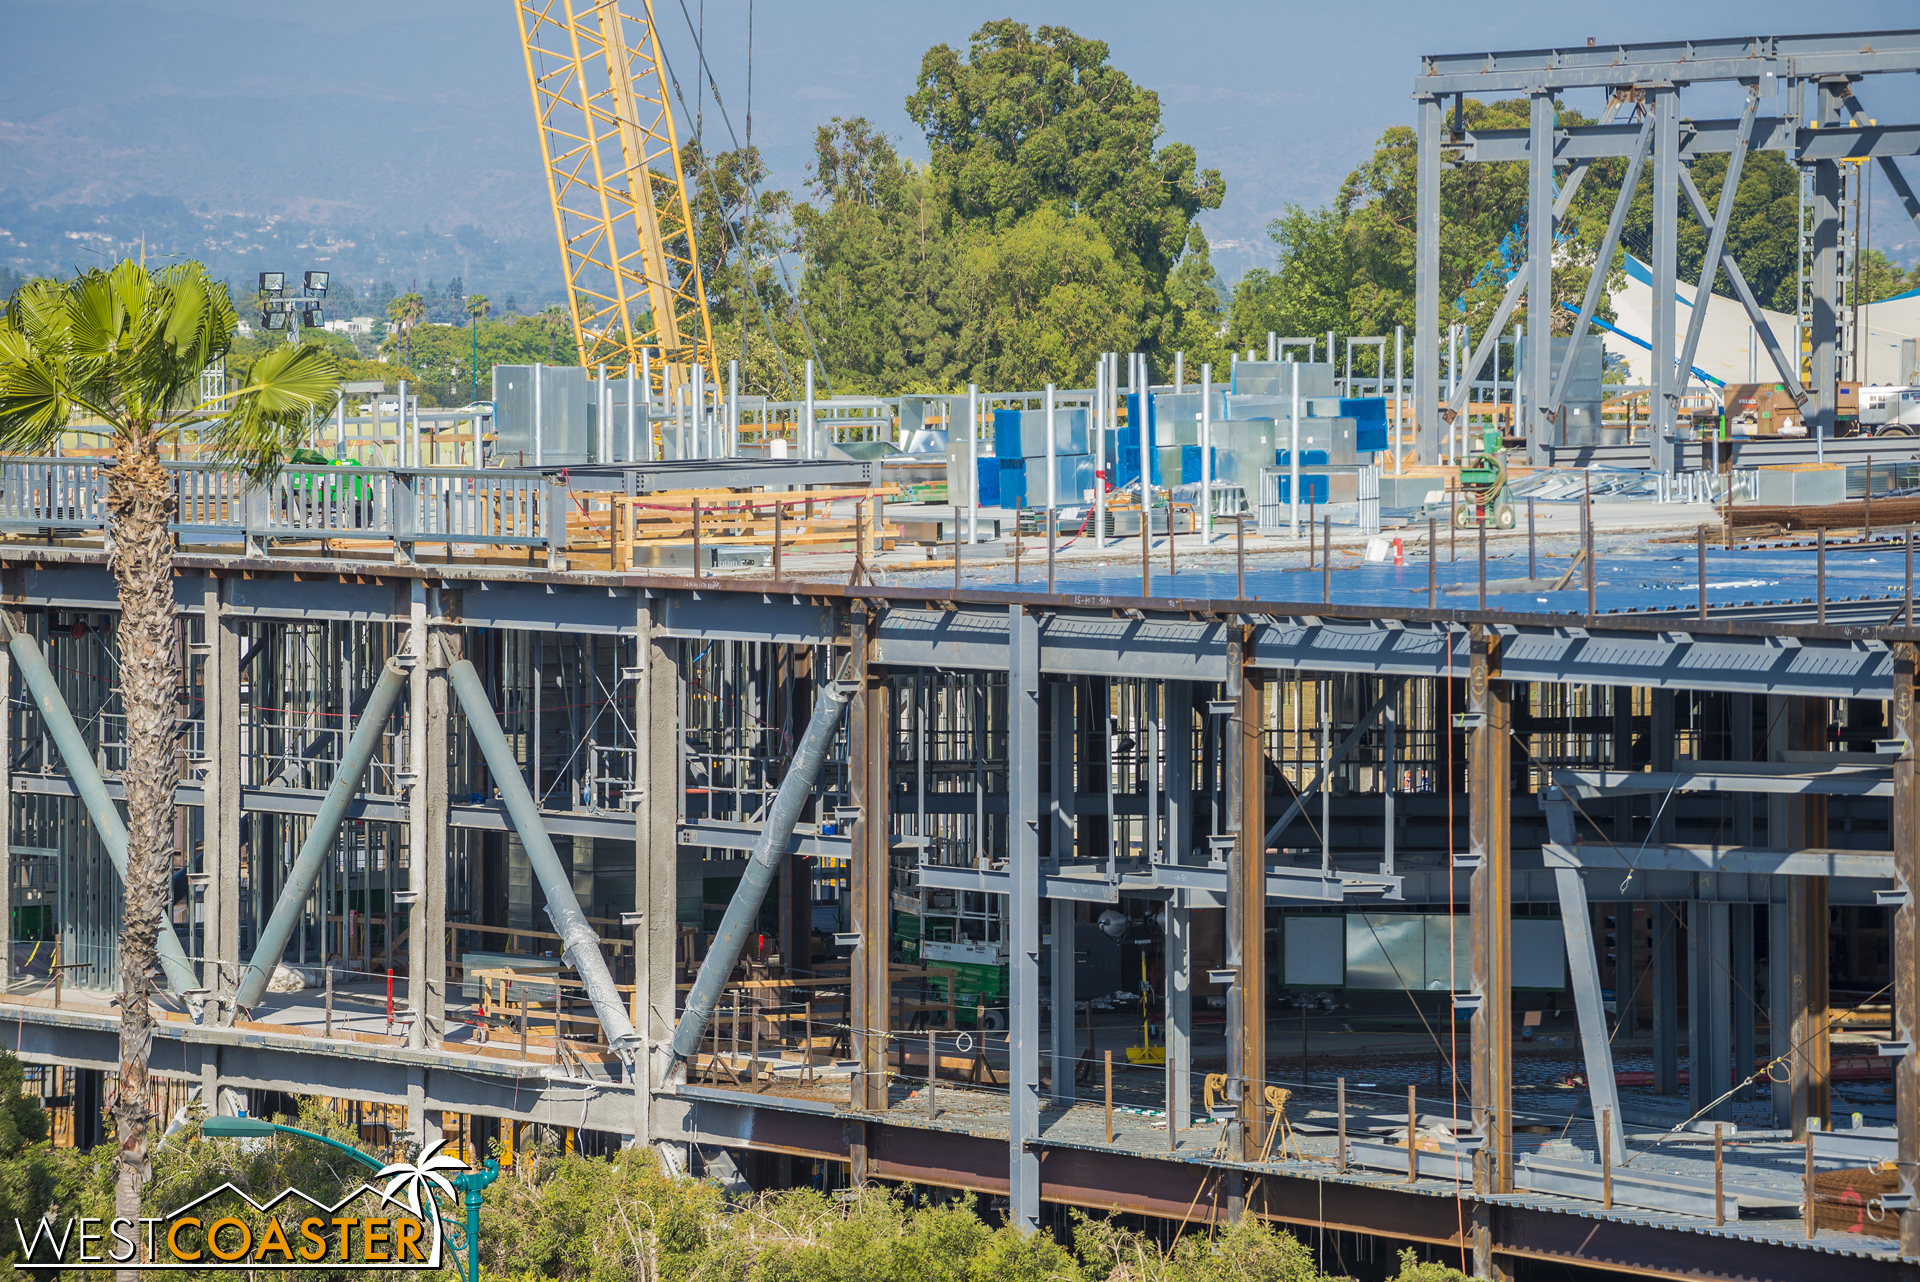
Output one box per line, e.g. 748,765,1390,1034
388,291,426,369
540,304,568,364
464,296,491,406
0,260,341,1262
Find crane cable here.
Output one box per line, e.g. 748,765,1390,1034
660,1,834,397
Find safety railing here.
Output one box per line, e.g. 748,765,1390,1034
0,459,564,564
0,458,108,532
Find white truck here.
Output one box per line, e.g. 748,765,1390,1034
1857,385,1920,435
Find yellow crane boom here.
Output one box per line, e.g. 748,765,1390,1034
514,0,717,394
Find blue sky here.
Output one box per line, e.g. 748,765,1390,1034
6,1,1920,280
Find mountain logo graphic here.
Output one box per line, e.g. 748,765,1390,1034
15,1140,470,1271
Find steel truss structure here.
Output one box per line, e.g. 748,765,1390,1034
1412,28,1920,473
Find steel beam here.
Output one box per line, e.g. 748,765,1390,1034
1417,32,1920,95
1553,867,1625,1161
1458,116,1794,163
1678,169,1808,405
1549,120,1653,435
1811,81,1846,439
1674,92,1758,406
1468,627,1512,1195
201,575,242,1006
635,604,679,1146
1542,840,1895,879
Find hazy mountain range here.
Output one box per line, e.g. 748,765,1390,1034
6,0,1917,310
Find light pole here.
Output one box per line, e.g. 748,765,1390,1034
201,1116,500,1282
258,271,329,346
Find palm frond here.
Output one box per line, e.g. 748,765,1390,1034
199,343,344,481
0,307,71,454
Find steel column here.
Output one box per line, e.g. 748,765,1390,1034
1652,900,1681,1096
1789,697,1832,1134
1687,900,1733,1121
1414,95,1443,463
1650,87,1681,473
202,576,242,1005
413,592,452,1048
1893,643,1919,1255
1008,604,1042,1230
1810,80,1847,441
1232,631,1266,1162
1050,897,1076,1106
851,611,890,1115
635,606,680,1146
1469,626,1512,1195
1526,92,1556,455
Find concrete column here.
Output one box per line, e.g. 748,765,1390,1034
1687,899,1732,1121
634,604,680,1146
1050,897,1076,1105
202,576,242,1012
1890,644,1919,1255
1468,627,1512,1195
1008,605,1042,1230
200,1044,221,1117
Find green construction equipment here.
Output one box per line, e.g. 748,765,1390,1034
1453,424,1516,529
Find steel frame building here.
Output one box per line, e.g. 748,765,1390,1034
4,517,1916,1278
1411,29,1920,470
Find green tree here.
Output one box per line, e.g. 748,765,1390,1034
0,260,340,1253
1164,224,1230,376
907,21,1223,358
1622,149,1800,312
951,206,1143,389
468,293,492,323
790,118,963,394
1230,97,1623,381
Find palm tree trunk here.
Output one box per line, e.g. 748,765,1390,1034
106,438,179,1281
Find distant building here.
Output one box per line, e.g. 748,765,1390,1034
325,316,376,336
